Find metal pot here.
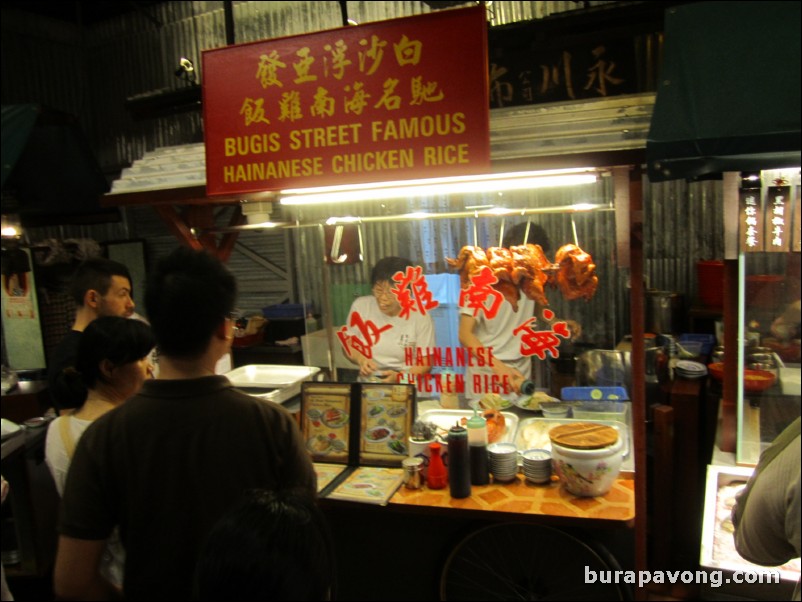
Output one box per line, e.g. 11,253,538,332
646,290,684,335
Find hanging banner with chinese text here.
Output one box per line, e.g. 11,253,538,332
739,185,765,252
764,183,791,252
203,5,490,196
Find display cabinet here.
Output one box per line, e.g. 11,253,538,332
733,169,801,466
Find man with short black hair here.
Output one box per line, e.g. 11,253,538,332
54,247,317,601
47,257,135,413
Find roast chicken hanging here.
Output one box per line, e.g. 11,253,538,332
447,242,598,305
554,243,599,301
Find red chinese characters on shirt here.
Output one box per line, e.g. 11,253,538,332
337,265,437,359
393,266,439,319
512,309,571,359
459,266,503,319
337,313,393,360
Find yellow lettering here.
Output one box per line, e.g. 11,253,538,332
331,149,413,174
288,124,362,150
223,134,280,157
423,144,469,166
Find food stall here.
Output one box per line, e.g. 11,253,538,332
190,5,654,599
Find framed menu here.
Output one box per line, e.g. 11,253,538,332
301,383,352,464
359,384,415,466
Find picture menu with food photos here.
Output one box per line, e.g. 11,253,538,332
301,382,416,500
302,383,352,464
359,384,415,466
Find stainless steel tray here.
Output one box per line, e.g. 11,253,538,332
700,465,800,584
514,417,632,471
418,409,518,445
225,364,321,404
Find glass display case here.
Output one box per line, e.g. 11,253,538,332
286,168,628,399
735,169,801,465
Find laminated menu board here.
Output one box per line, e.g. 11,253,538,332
359,384,415,466
302,383,352,464
326,466,405,505
301,382,415,500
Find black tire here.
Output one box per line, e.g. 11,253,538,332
440,522,626,601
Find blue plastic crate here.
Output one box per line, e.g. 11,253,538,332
678,333,716,356
262,303,312,319
560,386,629,401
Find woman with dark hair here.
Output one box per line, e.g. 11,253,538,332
45,315,155,590
195,489,335,601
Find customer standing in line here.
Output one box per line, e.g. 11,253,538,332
732,417,801,601
54,247,317,601
45,316,155,591
47,257,136,414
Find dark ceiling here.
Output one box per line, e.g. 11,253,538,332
0,1,165,26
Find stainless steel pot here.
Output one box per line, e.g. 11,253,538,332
576,347,664,393
645,290,684,334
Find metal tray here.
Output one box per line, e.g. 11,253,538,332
225,365,321,404
514,417,632,471
700,465,800,586
418,409,519,445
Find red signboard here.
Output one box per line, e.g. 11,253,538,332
202,6,490,196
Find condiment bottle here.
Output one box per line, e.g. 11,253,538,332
466,406,489,485
447,425,471,498
426,442,448,490
520,380,536,396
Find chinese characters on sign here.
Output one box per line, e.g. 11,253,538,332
739,177,799,253
203,6,490,195
487,33,642,108
765,181,791,253
739,184,765,253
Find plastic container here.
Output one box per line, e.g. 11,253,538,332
560,386,629,401
572,401,628,422
697,261,724,308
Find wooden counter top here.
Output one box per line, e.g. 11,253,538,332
388,474,635,528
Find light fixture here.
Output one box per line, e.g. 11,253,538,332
174,57,196,84
279,168,599,206
1,214,22,238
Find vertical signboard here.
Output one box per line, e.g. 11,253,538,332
203,5,490,196
739,178,764,252
765,180,791,252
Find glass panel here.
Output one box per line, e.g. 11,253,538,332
292,175,628,406
736,168,801,465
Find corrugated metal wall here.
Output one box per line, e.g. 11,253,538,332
2,0,726,354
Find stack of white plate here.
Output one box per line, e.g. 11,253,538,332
487,442,519,482
521,449,552,484
674,360,708,380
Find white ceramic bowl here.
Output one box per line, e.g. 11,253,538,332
551,436,624,497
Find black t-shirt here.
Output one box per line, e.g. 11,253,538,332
47,330,83,411
59,375,318,601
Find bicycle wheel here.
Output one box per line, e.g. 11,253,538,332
440,522,626,601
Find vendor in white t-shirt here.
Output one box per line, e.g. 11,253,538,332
343,257,436,383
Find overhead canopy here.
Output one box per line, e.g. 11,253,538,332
647,1,801,182
1,104,112,223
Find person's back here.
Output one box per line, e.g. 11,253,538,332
55,247,317,601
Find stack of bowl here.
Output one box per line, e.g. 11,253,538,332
521,449,552,484
487,442,518,482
